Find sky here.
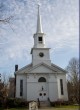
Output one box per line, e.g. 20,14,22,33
0,0,79,78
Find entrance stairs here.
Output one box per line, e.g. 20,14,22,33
40,101,50,107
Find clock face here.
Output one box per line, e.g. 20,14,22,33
39,52,44,57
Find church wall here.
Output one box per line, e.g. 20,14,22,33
16,72,68,101
48,82,58,101
27,74,47,101
26,73,58,101
27,82,38,101
16,75,27,100
57,74,68,101
27,73,58,101
48,74,58,101
27,73,48,82
27,73,57,82
48,74,57,82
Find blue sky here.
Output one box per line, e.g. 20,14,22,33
0,0,79,77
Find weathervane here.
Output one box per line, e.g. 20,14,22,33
36,0,41,6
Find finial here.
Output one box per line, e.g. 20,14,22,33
37,3,41,7
36,0,40,6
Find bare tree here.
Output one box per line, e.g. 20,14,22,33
0,16,13,24
0,73,10,108
66,58,79,103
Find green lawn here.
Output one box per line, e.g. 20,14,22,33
0,105,79,110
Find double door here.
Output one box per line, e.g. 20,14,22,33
38,83,48,101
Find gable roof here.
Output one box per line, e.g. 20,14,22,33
14,63,32,74
15,62,66,75
51,63,66,73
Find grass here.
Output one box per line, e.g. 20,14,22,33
0,105,79,110
54,105,79,108
0,107,28,110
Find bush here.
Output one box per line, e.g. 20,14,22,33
0,97,3,107
6,98,15,108
50,100,69,107
6,98,28,108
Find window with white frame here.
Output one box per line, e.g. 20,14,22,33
20,79,23,96
60,79,64,95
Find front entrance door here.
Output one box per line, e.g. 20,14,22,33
39,90,47,101
38,77,48,101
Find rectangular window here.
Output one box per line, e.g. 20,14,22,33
20,79,23,96
60,79,64,95
38,37,42,43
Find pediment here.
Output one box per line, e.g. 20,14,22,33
15,63,66,74
27,63,57,73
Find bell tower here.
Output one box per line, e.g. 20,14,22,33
31,5,51,66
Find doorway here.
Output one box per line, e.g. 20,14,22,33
38,77,48,101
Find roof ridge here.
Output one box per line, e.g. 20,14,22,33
51,63,66,73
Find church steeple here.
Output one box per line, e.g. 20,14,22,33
31,4,51,66
33,4,45,48
36,4,43,33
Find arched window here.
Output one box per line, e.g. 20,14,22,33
38,77,46,82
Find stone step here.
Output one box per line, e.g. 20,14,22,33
40,101,50,107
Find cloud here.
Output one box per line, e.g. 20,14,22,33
0,0,79,74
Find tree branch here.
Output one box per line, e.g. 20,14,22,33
0,16,14,23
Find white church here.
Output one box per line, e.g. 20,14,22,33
15,5,68,102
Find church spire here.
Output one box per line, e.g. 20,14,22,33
32,4,45,49
36,4,43,33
